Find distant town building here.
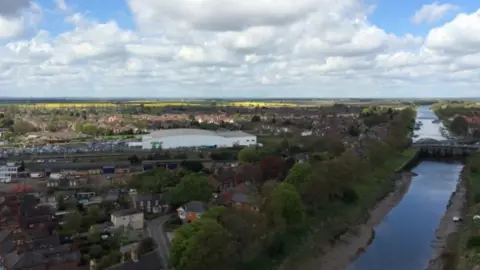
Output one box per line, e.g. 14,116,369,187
140,129,257,150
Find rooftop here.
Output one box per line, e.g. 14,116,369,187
184,201,208,213
107,251,163,270
112,209,143,217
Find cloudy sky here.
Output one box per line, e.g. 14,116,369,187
0,0,479,98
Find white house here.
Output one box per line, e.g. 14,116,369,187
0,162,19,182
111,209,144,230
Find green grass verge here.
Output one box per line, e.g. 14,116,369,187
238,149,417,270
456,171,480,270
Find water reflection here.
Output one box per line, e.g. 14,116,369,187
347,106,462,270
413,105,446,142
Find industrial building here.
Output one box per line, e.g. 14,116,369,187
140,129,257,150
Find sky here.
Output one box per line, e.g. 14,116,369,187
0,0,479,98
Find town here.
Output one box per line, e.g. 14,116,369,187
0,99,412,270
0,99,479,270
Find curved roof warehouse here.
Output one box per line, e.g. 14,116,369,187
140,129,257,149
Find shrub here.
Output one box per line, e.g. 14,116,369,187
341,187,359,204
466,236,480,249
474,194,480,204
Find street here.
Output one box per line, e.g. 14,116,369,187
147,215,171,270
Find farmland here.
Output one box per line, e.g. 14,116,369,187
10,100,306,109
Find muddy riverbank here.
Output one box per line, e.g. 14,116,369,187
424,167,468,270
298,172,413,270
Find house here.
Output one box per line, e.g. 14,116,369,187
18,195,54,231
208,164,261,193
130,193,170,214
177,201,208,223
104,189,121,202
111,209,144,230
106,250,163,270
218,182,259,211
0,162,20,182
0,230,84,270
75,191,96,204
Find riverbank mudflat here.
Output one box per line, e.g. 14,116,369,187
297,172,414,270
424,167,468,270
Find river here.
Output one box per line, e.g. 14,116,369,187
347,106,463,270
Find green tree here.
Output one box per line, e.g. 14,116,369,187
450,116,469,135
12,120,35,135
219,208,268,262
81,123,98,136
284,162,312,188
88,225,102,244
169,219,235,270
168,173,214,205
62,212,82,236
265,183,306,230
237,147,261,163
56,193,66,211
96,251,121,270
85,205,106,224
201,206,227,221
180,160,204,172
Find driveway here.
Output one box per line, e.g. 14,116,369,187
147,215,171,270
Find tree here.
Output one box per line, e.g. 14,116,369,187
450,116,469,135
259,156,287,181
96,251,121,270
251,115,261,122
284,162,312,189
169,219,235,270
219,209,268,262
88,225,102,244
128,154,141,165
201,206,227,221
11,120,35,135
180,160,204,173
56,193,66,211
89,244,103,259
265,183,306,230
86,205,106,224
61,212,82,236
168,173,214,205
237,147,260,163
80,123,98,136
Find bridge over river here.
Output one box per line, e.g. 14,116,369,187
412,138,480,156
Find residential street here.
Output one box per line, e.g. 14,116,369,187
147,215,171,270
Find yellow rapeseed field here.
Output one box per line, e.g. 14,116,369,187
18,103,116,109
13,101,303,109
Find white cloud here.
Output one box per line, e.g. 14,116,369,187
411,2,459,25
0,16,24,38
54,0,68,11
0,0,479,97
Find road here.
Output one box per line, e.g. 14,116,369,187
147,215,171,270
